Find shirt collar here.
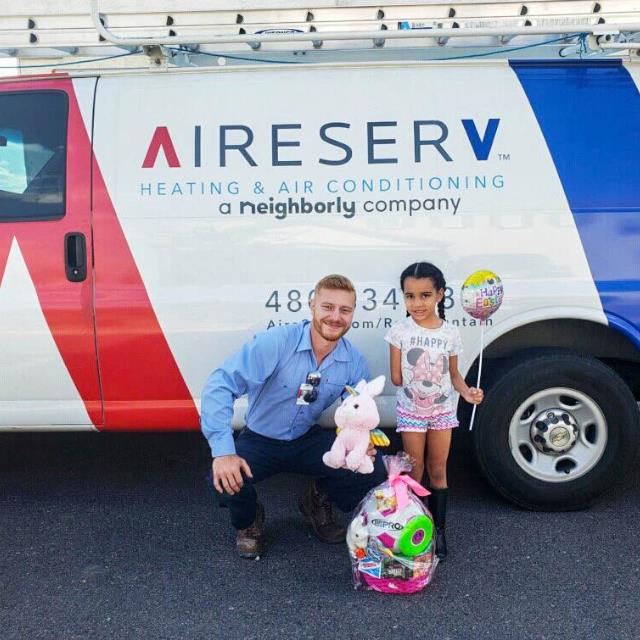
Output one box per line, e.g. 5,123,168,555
296,320,350,363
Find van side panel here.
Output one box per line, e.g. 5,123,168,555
92,62,609,428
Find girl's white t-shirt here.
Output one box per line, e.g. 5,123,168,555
384,317,463,417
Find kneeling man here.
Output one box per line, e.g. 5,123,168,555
201,274,386,558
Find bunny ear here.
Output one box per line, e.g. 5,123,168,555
365,375,385,397
354,379,368,394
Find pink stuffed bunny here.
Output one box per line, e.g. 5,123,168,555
323,376,386,474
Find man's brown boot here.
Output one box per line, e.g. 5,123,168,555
236,502,265,559
297,481,345,544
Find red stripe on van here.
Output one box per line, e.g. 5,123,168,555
0,235,12,284
91,151,201,429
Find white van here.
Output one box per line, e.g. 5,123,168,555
1,28,639,510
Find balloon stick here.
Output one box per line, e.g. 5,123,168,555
468,322,485,432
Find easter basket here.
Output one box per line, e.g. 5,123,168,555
347,453,438,594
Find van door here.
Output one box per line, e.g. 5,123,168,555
91,76,199,431
0,78,101,427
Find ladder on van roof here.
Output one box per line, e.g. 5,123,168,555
1,1,640,72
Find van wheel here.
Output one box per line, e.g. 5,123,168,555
472,353,640,510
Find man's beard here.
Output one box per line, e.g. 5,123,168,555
314,318,348,342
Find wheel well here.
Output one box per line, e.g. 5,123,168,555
476,319,640,399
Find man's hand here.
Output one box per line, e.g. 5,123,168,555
212,454,253,495
366,443,377,460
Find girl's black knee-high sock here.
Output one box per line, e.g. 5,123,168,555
428,487,448,560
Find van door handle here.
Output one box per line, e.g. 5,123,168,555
64,232,87,282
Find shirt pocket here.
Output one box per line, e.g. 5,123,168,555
280,379,300,406
319,380,346,409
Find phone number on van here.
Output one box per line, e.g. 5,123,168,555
264,288,456,313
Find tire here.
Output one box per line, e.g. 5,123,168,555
472,352,640,510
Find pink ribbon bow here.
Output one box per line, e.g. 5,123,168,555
388,473,430,511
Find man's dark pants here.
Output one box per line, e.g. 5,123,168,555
218,426,387,529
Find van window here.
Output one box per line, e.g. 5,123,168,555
0,91,68,221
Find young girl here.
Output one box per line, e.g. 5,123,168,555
385,262,483,560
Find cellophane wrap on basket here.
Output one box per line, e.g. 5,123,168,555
347,453,438,594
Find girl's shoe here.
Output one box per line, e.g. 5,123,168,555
434,526,447,560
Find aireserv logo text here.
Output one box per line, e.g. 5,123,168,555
141,118,501,169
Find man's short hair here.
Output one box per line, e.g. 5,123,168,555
314,274,356,297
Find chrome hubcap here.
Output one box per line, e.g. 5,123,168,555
509,387,607,483
530,408,579,454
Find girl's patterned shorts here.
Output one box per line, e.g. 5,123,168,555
396,406,459,432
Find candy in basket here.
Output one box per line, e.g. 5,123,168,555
347,454,438,594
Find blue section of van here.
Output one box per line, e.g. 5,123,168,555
510,60,640,345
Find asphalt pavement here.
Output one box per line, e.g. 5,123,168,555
1,429,638,640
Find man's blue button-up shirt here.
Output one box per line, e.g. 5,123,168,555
201,320,370,457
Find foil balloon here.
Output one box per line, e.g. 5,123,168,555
460,270,504,431
460,270,503,321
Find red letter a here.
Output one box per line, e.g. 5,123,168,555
142,126,181,168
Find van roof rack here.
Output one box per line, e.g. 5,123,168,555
1,1,639,71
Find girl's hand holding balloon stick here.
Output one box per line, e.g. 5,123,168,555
462,386,484,405
460,270,504,431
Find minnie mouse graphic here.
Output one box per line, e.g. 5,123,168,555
403,349,450,417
